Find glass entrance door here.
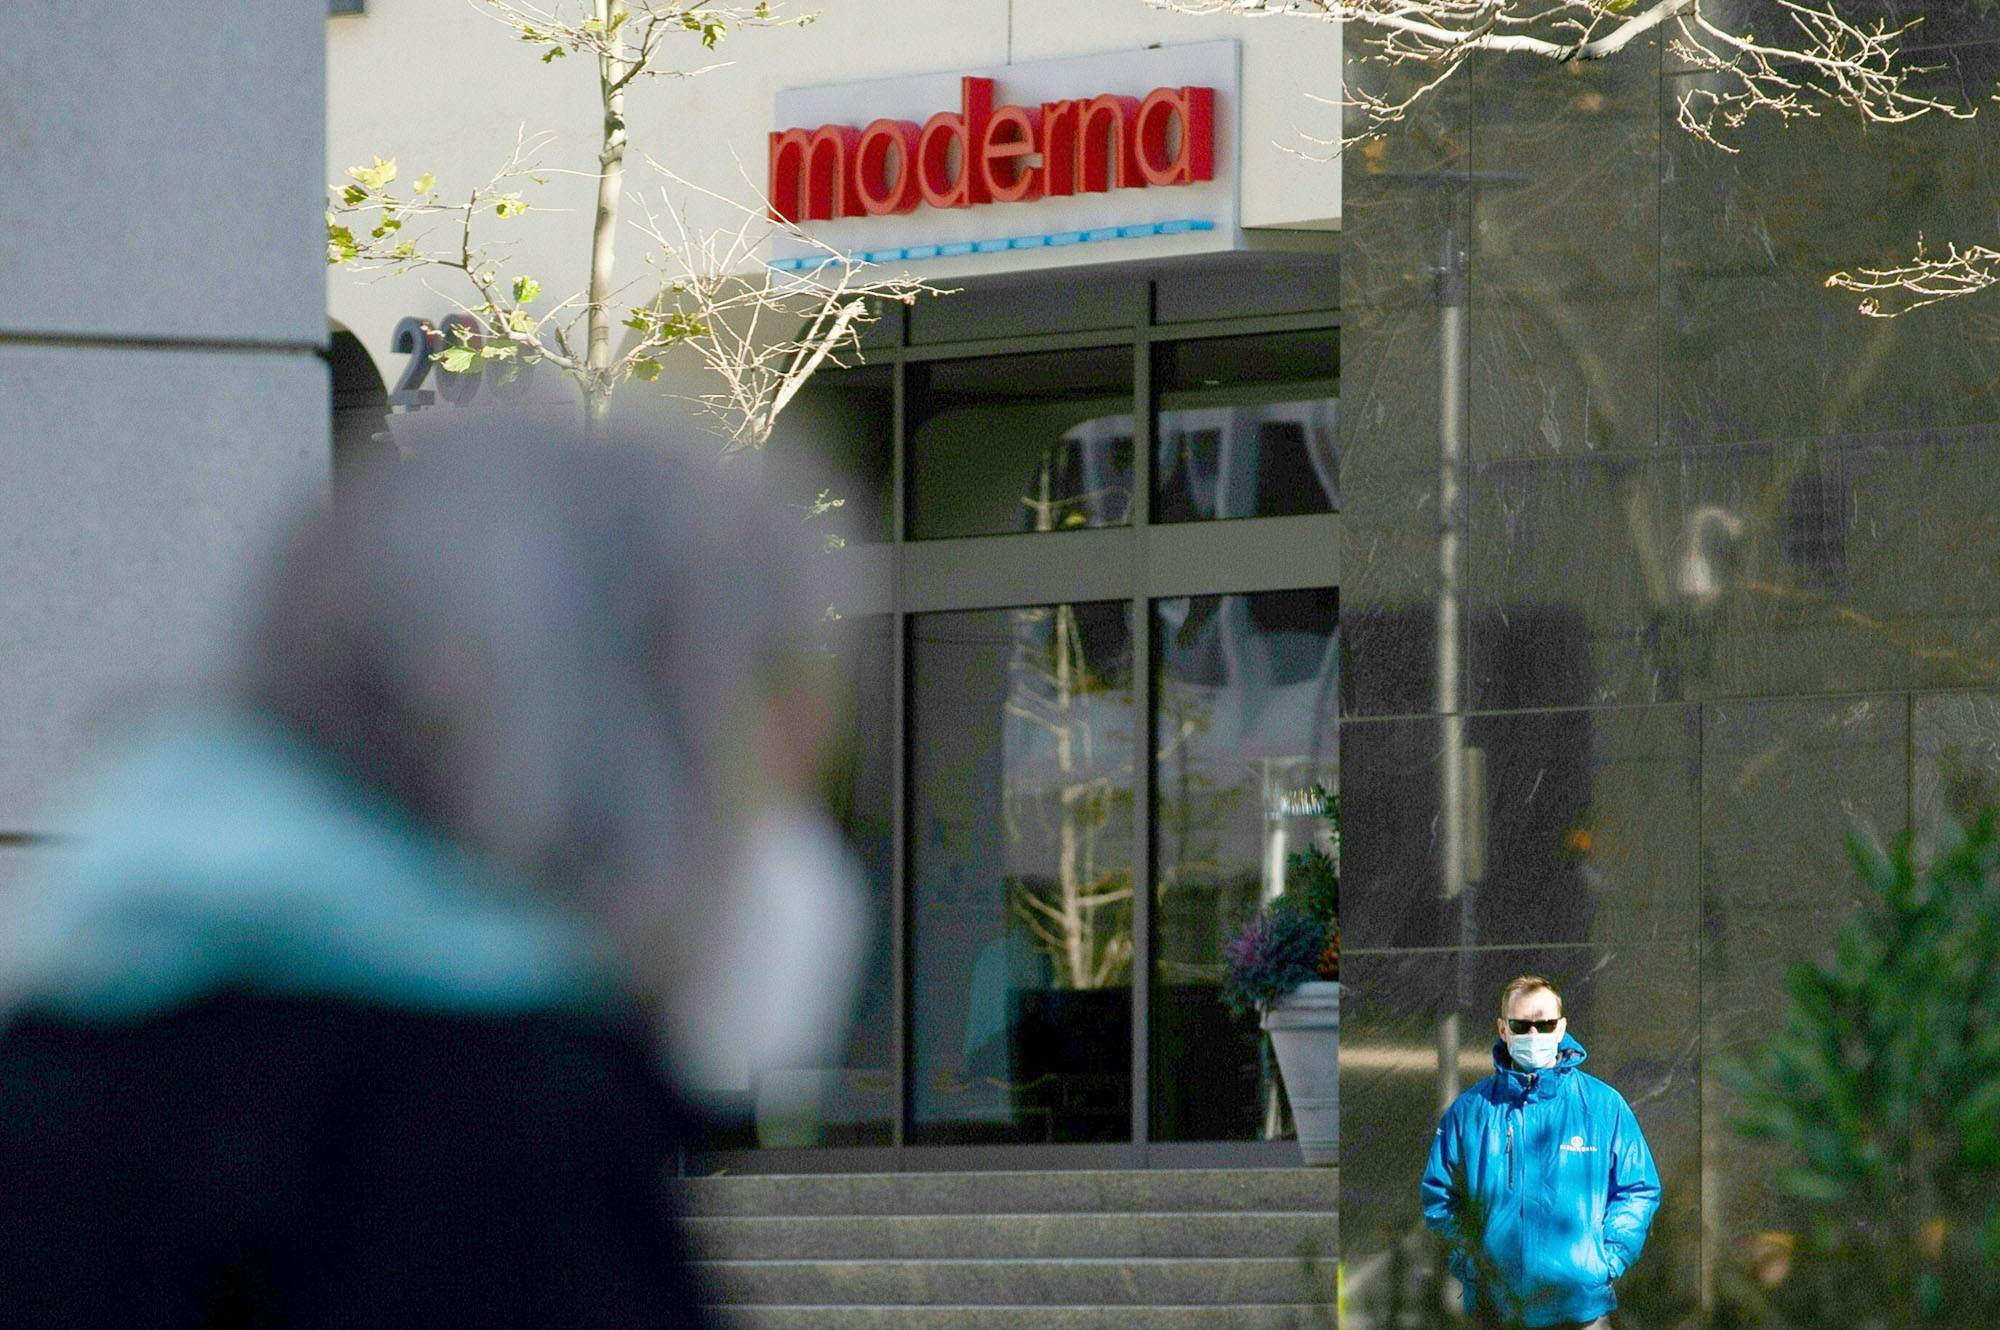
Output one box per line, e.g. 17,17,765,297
717,268,1341,1169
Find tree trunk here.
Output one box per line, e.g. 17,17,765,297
587,0,628,434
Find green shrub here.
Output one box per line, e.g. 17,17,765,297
1726,812,2000,1327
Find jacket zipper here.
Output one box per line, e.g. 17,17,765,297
1504,1096,1520,1296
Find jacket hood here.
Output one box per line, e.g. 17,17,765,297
0,710,623,1022
1491,1030,1589,1082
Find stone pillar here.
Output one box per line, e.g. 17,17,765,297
0,3,329,845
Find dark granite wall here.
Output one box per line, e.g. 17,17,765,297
1337,11,2000,1324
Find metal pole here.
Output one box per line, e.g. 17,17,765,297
1436,224,1470,1113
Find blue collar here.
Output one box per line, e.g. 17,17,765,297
0,710,623,1021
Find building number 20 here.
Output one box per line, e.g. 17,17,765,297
387,315,537,410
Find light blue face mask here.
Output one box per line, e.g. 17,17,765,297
1508,1029,1562,1071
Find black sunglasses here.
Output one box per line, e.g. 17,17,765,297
1506,1018,1560,1034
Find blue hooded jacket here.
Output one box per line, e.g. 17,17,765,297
1420,1033,1661,1328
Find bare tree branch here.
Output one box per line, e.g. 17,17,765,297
629,162,944,453
1673,2,1965,151
1828,237,2000,317
1144,0,1968,149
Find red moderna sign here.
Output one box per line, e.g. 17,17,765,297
769,76,1215,223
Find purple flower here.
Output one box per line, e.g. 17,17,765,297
1220,900,1329,1018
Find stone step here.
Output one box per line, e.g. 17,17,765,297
687,1210,1338,1261
710,1306,1339,1330
695,1256,1336,1307
682,1168,1337,1218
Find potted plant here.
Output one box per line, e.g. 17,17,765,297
1222,788,1340,1165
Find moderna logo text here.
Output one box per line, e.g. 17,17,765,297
769,76,1215,223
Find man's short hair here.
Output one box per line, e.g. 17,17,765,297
1499,974,1563,1017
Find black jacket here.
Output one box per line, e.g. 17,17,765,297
0,994,713,1329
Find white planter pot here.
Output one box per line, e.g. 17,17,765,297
1262,979,1340,1166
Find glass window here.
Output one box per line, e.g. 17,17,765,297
762,362,893,545
1152,587,1339,1142
908,601,1135,1144
907,347,1134,540
1155,331,1339,524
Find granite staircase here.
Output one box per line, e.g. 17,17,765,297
686,1167,1340,1330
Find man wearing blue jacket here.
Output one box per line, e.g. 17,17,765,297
1421,975,1661,1329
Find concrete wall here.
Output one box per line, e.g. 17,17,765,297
0,4,329,832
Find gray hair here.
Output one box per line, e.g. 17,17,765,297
239,423,825,1002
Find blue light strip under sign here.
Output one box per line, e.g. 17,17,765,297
768,218,1217,271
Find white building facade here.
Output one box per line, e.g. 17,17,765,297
328,0,1343,1178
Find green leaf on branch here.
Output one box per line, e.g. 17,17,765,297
437,347,477,374
341,184,369,207
326,220,361,266
390,241,416,259
512,275,542,304
656,311,708,340
679,12,728,48
630,358,663,382
541,46,566,62
493,194,528,219
413,172,436,197
346,156,398,191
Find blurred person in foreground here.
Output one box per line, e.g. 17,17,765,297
1421,975,1661,1330
0,426,866,1327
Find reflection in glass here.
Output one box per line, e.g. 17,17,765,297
907,347,1133,540
1155,331,1338,523
909,601,1134,1144
745,615,895,1148
761,362,892,545
1152,588,1339,1141
1915,693,2000,855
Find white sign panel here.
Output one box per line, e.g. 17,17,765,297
770,41,1239,277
